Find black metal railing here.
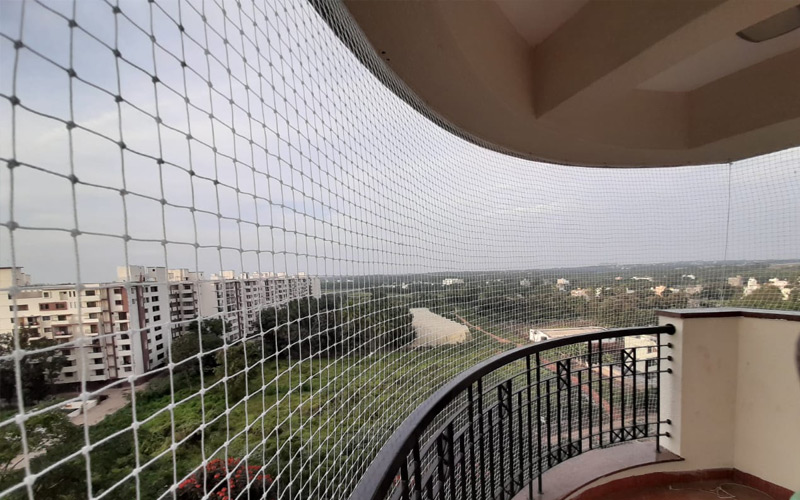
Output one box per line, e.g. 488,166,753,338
350,325,675,500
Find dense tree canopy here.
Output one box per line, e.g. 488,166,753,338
0,329,66,405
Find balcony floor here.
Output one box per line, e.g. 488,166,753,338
612,480,773,500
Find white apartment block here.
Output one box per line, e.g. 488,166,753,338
1,266,322,386
117,266,174,371
208,271,322,339
0,267,139,385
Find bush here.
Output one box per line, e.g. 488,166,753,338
177,458,274,500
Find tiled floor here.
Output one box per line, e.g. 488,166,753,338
611,480,776,500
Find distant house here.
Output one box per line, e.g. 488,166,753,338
744,278,760,296
442,278,464,286
728,276,744,287
570,288,590,300
623,335,659,372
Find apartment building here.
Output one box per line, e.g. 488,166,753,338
117,266,175,371
167,268,216,338
0,267,139,384
2,266,323,385
208,271,323,339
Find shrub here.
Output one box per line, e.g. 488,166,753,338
177,458,274,500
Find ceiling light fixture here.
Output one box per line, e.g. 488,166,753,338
737,5,800,43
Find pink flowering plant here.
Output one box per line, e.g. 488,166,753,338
177,457,275,500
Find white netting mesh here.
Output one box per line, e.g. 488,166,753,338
0,0,798,499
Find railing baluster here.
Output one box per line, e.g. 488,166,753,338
535,352,543,495
459,433,467,500
546,378,552,468
413,443,422,500
598,339,603,447
556,373,562,463
578,369,583,451
400,462,410,500
496,385,506,499
621,346,626,441
565,360,572,458
525,355,534,500
517,391,524,492
656,332,662,453
587,340,593,451
631,347,637,436
468,384,477,499
447,422,456,500
504,380,514,497
478,378,487,500
644,352,650,436
488,410,496,499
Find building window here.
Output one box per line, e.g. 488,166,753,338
57,315,67,321
88,313,98,319
115,300,123,306
183,284,191,290
153,315,161,322
154,326,162,332
94,369,104,376
87,301,97,308
156,343,163,351
114,288,122,294
118,312,127,320
152,305,160,312
93,347,102,353
93,358,103,365
151,296,160,302
157,353,164,360
150,286,158,293
155,334,163,341
85,290,96,296
43,292,50,298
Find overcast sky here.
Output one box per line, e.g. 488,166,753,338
0,0,798,285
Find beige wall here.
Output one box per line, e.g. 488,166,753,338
566,313,800,497
733,316,800,489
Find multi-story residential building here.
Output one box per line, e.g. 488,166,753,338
117,266,173,371
0,267,139,384
208,271,322,339
167,268,216,338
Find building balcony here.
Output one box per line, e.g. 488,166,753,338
353,309,799,500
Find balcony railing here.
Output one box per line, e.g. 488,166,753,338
352,325,675,500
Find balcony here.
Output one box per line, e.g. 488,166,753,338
0,1,798,500
353,310,800,500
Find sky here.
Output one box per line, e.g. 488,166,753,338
0,0,799,285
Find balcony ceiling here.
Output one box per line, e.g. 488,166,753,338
340,0,800,167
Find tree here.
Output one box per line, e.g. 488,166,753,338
186,318,230,338
0,411,80,484
0,329,67,406
171,334,224,374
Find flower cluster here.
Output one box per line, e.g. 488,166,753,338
177,458,274,500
